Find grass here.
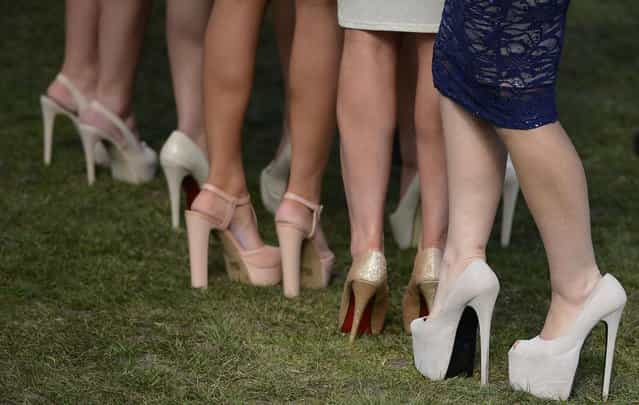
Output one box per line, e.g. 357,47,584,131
1,1,638,404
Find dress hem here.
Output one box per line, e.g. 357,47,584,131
339,19,440,34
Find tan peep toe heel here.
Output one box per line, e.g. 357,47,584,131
185,184,281,288
275,193,335,298
338,250,389,343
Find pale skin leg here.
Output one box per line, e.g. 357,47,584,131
79,0,153,141
276,0,342,245
166,0,213,154
397,36,418,198
272,0,295,157
191,0,269,250
338,30,399,255
497,123,601,339
434,96,601,339
414,34,448,249
47,0,100,110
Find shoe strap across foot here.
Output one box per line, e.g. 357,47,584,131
88,101,143,151
52,74,89,112
200,184,253,231
277,192,323,238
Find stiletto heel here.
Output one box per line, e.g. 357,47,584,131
402,248,441,334
185,211,214,288
163,164,190,229
185,184,281,288
275,193,335,298
41,96,57,166
79,101,157,185
509,274,627,401
79,129,99,185
501,156,519,247
411,260,499,383
338,251,389,342
389,175,421,250
160,131,209,229
602,306,624,400
41,74,111,170
260,142,291,214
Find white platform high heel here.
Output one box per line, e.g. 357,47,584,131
411,260,500,385
41,74,110,170
77,101,157,185
389,175,421,250
501,156,520,247
260,141,291,214
509,274,627,401
160,131,209,229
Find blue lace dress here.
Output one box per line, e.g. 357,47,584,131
433,0,571,129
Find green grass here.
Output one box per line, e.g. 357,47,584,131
1,1,638,404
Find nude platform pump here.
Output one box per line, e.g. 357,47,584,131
275,193,335,298
338,250,389,343
411,260,499,385
185,184,282,288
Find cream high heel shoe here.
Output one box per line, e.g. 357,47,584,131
160,131,209,229
402,248,441,334
41,74,110,170
501,155,520,247
77,101,157,185
185,184,282,288
389,175,421,250
509,274,626,401
260,142,291,214
411,260,499,384
338,250,389,343
275,193,335,298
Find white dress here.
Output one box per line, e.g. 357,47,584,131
338,0,445,33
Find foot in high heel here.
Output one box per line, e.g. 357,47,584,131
509,274,626,401
41,74,110,169
185,184,281,288
389,175,421,250
402,248,442,334
260,141,291,214
338,251,389,343
275,193,335,298
411,260,499,384
78,101,157,185
160,130,209,229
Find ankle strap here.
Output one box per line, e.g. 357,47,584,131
56,74,88,111
201,184,251,230
282,192,322,238
89,101,140,149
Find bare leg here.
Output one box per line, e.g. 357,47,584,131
414,34,448,249
432,97,506,316
80,0,153,140
47,0,99,110
497,123,601,339
166,0,213,153
397,35,418,197
272,0,295,156
277,0,342,238
338,30,399,255
192,0,269,250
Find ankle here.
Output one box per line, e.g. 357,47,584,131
59,65,98,96
350,233,384,257
441,248,486,278
551,266,601,306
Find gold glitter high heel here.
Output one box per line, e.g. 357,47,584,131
402,248,441,334
338,251,389,343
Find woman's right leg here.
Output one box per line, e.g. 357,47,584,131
338,30,399,256
166,0,213,153
191,0,269,250
432,97,506,316
47,0,100,108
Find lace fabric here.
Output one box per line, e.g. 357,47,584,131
433,0,571,129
